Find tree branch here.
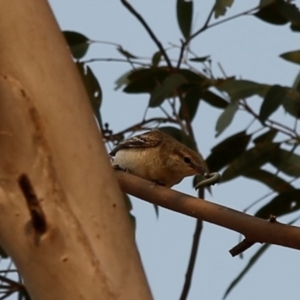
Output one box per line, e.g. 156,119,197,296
120,0,173,68
115,171,300,252
83,57,149,67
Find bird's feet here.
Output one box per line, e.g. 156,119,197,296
151,179,166,187
112,164,128,172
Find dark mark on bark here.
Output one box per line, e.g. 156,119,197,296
18,174,47,234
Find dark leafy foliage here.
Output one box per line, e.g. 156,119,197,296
214,78,269,101
159,126,196,150
215,101,239,136
214,0,234,18
206,131,251,172
259,85,286,122
255,0,300,31
244,169,294,194
63,31,90,59
176,0,193,39
76,63,102,127
280,49,300,65
221,142,279,183
255,189,300,219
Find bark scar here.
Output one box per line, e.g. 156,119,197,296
18,173,47,235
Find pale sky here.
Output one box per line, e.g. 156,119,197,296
41,1,300,299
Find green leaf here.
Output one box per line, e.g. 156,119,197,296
276,0,300,29
269,148,300,177
114,69,132,90
215,79,269,101
291,23,300,32
63,31,90,59
280,49,300,65
123,193,136,229
76,63,102,126
124,68,170,94
221,142,279,183
259,85,285,122
149,73,187,107
119,68,206,97
19,287,32,300
123,193,132,211
179,87,201,121
179,87,228,112
281,88,300,118
215,101,239,136
258,0,274,5
152,51,162,67
206,131,251,172
178,69,207,84
214,0,234,19
159,126,195,150
0,244,7,258
253,128,277,145
254,1,288,25
292,70,300,93
177,0,193,39
117,46,138,59
255,189,300,219
189,56,210,63
255,0,300,29
223,243,270,299
244,169,294,193
201,90,228,108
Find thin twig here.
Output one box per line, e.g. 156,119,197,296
178,4,271,70
189,5,259,42
176,39,185,69
180,220,202,300
103,117,178,142
120,0,173,68
179,189,204,300
177,4,215,69
83,58,149,67
177,92,196,144
89,40,121,47
240,99,297,139
159,105,172,119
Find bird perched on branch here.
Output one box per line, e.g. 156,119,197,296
109,129,216,188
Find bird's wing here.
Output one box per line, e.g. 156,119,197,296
109,130,162,156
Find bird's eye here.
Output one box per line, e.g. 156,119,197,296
183,156,191,164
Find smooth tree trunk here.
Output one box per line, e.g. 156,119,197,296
0,1,152,299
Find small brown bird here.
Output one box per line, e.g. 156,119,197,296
109,129,209,188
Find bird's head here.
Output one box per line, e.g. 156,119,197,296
169,147,208,178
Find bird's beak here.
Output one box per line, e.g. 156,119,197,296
193,164,208,176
